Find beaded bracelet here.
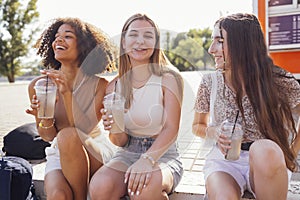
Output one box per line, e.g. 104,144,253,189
141,153,156,167
39,119,55,129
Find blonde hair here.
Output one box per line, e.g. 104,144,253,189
118,13,183,108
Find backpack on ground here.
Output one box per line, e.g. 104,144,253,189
2,122,50,160
0,156,37,200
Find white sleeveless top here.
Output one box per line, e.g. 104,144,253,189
124,74,164,137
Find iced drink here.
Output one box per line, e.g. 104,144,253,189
220,121,243,161
103,92,125,134
34,77,57,119
226,132,243,160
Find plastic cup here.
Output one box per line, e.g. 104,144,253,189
34,77,57,119
219,121,243,161
103,92,125,134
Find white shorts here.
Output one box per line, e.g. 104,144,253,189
45,133,116,175
203,145,292,198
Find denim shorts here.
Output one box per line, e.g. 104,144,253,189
110,135,183,192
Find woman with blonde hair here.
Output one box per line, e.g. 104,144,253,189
89,13,184,200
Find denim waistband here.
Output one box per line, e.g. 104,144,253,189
125,135,155,153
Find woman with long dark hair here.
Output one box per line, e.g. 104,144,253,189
193,13,300,200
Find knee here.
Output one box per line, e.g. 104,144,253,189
56,127,80,151
134,189,157,200
206,183,241,200
89,173,113,198
208,192,239,200
133,185,166,200
249,139,286,175
46,188,72,200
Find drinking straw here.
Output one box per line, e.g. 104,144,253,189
44,69,49,118
113,80,118,102
231,110,240,135
225,110,240,159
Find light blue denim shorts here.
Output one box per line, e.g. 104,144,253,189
110,135,183,193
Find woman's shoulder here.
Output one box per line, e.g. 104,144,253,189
198,71,214,85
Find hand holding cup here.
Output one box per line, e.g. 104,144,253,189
218,120,243,160
102,92,125,134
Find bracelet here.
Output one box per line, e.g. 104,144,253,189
205,126,217,139
39,119,55,129
141,153,156,167
205,126,210,138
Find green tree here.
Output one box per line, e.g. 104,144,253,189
165,28,214,71
0,0,39,83
187,28,213,69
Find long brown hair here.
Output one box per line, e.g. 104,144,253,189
35,17,116,75
118,13,183,108
216,13,298,171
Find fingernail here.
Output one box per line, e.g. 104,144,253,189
124,178,127,183
143,184,146,188
136,191,140,196
110,120,114,124
130,192,134,196
128,189,131,193
108,114,113,118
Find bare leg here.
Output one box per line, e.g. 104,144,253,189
57,127,93,200
206,172,241,200
45,170,73,200
132,165,172,200
89,161,128,200
249,139,288,200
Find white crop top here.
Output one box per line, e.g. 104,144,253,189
124,74,164,137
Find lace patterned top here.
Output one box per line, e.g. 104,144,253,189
194,69,300,141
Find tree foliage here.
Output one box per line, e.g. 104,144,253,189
0,0,39,82
164,28,214,71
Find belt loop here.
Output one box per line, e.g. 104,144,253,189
125,134,132,148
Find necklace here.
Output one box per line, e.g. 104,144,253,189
131,73,151,82
131,74,151,89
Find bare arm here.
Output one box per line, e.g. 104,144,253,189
46,70,107,134
26,76,57,141
192,111,219,140
145,74,182,161
103,77,129,146
192,112,209,138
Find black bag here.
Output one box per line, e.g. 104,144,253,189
2,123,50,160
0,156,37,200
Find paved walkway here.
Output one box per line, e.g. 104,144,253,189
1,74,300,199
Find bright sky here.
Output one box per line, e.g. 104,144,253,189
36,0,254,37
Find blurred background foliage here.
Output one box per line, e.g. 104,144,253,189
0,0,214,83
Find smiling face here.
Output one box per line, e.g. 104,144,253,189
122,19,156,67
52,24,78,65
208,25,230,71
